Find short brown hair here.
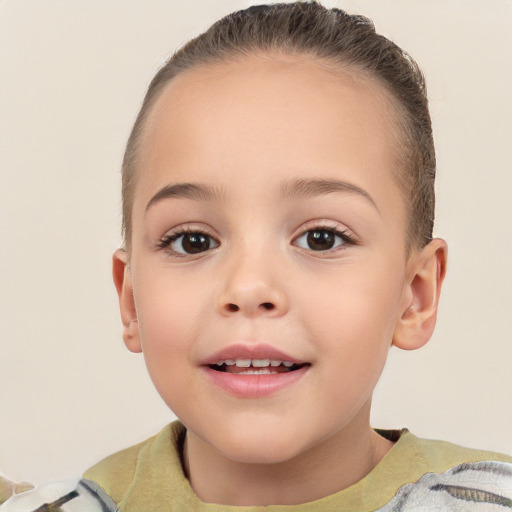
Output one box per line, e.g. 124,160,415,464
121,1,435,249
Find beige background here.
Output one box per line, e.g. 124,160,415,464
1,0,511,486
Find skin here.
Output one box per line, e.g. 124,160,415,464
113,54,447,506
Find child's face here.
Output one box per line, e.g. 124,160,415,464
120,55,419,463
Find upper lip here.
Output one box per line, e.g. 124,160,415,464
202,343,306,365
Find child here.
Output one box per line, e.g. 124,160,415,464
2,2,511,510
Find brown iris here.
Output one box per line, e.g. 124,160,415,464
307,229,336,251
181,233,211,254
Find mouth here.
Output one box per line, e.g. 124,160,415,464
202,344,311,397
208,359,309,375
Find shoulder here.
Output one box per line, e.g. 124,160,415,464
83,421,184,506
400,430,512,467
376,430,512,511
81,435,156,504
378,460,512,511
0,422,184,512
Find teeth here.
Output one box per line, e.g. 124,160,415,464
252,359,270,367
242,368,277,375
214,358,297,368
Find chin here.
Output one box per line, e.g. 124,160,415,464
220,443,303,465
209,422,311,465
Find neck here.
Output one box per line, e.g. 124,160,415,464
182,409,394,506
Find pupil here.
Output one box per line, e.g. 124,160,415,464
307,229,335,251
183,233,209,253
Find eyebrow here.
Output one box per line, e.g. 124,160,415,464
278,178,379,212
145,182,225,212
145,177,379,213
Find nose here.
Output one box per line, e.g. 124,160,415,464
216,253,289,318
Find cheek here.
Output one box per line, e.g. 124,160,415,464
133,270,203,385
302,263,403,331
135,264,205,332
296,257,405,376
302,283,397,418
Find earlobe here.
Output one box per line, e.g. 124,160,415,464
392,238,448,351
112,249,142,353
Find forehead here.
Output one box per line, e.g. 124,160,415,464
135,54,404,217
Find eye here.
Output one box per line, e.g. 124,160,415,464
294,228,349,251
159,230,219,255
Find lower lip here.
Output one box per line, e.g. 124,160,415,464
203,365,309,398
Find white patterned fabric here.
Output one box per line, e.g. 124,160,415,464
0,479,118,512
378,461,512,511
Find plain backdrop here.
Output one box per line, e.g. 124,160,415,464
1,0,511,486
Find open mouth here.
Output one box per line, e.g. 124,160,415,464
204,352,311,397
208,359,309,375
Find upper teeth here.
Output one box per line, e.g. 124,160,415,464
215,359,295,367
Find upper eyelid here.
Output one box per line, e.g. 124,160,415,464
162,224,349,240
292,220,353,237
155,220,355,245
161,224,218,239
156,225,220,251
291,221,359,249
294,228,353,243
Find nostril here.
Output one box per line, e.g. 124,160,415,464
223,302,276,314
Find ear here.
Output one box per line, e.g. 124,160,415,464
112,249,142,353
392,238,448,351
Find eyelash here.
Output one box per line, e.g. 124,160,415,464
292,223,357,255
156,227,220,256
156,223,357,256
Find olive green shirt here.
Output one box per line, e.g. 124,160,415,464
82,421,512,511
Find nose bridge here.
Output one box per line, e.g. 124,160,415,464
217,236,288,317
